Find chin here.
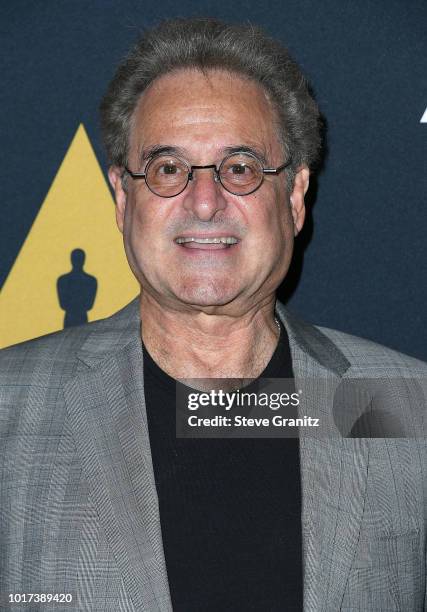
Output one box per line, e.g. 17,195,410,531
172,280,239,307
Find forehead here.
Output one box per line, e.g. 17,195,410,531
129,68,282,161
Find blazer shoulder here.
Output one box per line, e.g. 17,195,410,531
316,325,427,375
0,300,139,436
1,321,92,380
0,297,140,380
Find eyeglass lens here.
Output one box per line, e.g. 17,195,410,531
145,153,264,197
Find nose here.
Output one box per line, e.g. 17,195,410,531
182,167,228,221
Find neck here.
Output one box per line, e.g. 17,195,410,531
139,291,280,380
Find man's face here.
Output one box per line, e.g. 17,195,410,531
110,69,308,316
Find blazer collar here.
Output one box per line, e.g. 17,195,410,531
76,297,142,369
68,296,368,612
275,301,351,378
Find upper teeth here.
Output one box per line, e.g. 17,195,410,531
175,237,238,244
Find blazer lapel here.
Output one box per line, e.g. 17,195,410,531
276,304,370,612
64,300,172,611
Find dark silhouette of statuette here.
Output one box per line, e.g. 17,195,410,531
57,249,97,328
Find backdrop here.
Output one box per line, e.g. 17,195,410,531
1,1,426,359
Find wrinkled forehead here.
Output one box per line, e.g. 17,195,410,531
128,68,283,162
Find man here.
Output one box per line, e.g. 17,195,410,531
1,18,426,612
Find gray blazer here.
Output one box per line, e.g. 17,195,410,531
1,298,426,611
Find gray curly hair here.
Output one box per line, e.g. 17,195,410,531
100,18,322,189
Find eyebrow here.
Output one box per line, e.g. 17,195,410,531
138,143,269,167
139,145,187,165
222,145,268,166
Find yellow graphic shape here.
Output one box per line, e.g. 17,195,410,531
0,124,139,348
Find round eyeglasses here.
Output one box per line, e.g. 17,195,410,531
124,151,292,198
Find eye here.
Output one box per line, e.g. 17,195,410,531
224,162,257,179
147,156,188,184
221,155,261,185
159,161,180,175
230,164,250,175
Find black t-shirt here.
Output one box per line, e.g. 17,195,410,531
142,321,303,611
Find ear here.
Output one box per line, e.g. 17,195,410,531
289,166,310,236
108,166,127,234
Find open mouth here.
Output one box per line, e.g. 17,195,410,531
174,236,239,250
